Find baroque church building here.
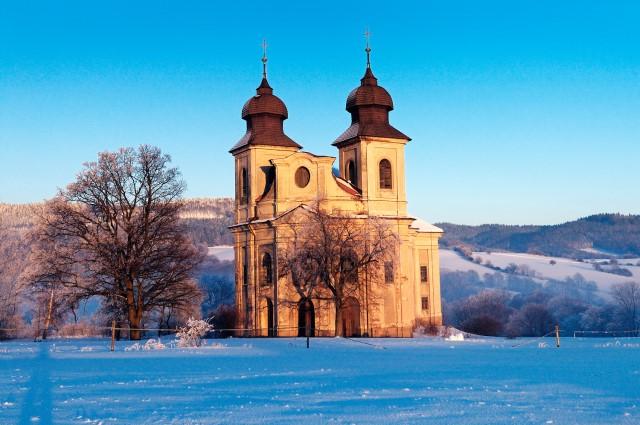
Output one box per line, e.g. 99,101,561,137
229,47,443,337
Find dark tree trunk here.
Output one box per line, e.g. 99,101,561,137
334,299,343,337
128,308,143,340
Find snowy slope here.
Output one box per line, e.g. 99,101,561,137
439,249,504,276
1,338,639,424
441,249,639,292
207,245,234,262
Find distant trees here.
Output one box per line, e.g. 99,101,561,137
506,304,555,337
26,146,203,340
449,290,512,336
0,224,30,339
278,205,398,337
180,198,235,246
611,282,640,333
198,254,235,319
438,213,640,259
592,262,633,277
443,269,640,337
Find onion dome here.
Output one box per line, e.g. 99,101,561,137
333,46,410,146
345,68,394,112
241,78,288,119
230,46,301,153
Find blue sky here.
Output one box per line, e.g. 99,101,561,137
1,1,638,225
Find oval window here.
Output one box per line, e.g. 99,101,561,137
295,166,311,188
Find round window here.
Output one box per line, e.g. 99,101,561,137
295,166,311,188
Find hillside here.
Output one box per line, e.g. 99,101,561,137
0,197,235,247
437,213,640,259
180,198,235,246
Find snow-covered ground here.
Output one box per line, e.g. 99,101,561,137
1,337,639,424
441,249,639,292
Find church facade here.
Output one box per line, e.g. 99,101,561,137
229,48,443,337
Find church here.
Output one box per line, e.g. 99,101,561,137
229,44,443,337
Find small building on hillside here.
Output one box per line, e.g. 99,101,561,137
229,45,443,337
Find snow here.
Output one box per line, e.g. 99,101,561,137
440,249,504,276
440,249,639,293
1,337,639,424
409,217,443,233
470,251,639,291
207,246,234,262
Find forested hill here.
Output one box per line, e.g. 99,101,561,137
0,197,235,247
437,214,640,259
180,198,234,246
3,202,639,259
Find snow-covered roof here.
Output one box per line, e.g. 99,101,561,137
409,216,443,233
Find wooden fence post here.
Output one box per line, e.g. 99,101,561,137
110,320,116,352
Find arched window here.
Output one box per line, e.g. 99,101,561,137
379,159,392,189
240,167,248,203
346,160,357,185
261,252,273,285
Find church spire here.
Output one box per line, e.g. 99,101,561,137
257,39,272,95
364,29,371,69
332,33,410,146
261,39,268,79
362,29,376,83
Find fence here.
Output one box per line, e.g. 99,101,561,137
3,325,640,342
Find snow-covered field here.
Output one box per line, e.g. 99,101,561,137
441,249,639,292
1,337,639,424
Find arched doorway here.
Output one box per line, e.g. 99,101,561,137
259,297,275,337
341,297,361,337
298,298,315,337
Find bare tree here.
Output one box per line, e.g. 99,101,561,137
278,205,397,337
26,146,203,340
278,209,328,341
611,282,640,333
0,223,30,339
450,290,513,336
506,303,555,337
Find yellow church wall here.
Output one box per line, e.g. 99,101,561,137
341,136,409,217
231,131,442,337
234,145,299,222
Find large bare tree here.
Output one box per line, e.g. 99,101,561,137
0,223,30,339
27,146,203,339
278,205,397,337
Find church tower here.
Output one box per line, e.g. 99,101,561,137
229,42,301,222
333,37,410,217
229,43,301,335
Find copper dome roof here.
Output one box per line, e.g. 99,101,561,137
345,68,394,112
241,78,288,119
333,66,410,146
230,77,301,153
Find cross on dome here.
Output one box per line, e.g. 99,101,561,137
261,39,268,79
364,29,371,69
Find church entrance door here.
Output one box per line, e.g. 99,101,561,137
297,298,315,337
341,297,361,337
